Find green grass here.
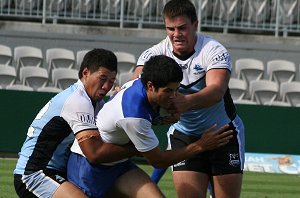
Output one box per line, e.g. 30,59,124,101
1,159,299,198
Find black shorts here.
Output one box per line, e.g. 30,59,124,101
170,128,244,176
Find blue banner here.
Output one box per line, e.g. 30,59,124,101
244,152,300,174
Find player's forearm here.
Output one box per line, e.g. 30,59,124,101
144,144,201,168
80,139,138,164
188,85,224,109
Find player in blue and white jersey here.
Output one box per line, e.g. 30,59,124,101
13,49,138,198
67,55,234,198
132,1,245,197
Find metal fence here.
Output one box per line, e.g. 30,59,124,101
0,0,300,37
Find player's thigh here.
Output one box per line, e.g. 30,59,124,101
213,173,243,198
172,171,209,198
106,167,165,198
53,181,88,198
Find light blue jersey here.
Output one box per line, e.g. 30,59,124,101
137,34,239,136
14,80,104,175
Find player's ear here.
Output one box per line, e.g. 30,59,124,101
146,81,154,91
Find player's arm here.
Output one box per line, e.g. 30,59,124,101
75,129,139,165
172,69,230,113
142,124,233,168
132,65,144,79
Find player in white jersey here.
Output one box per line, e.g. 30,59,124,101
67,55,234,198
14,49,138,198
132,0,245,198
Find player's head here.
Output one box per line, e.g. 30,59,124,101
163,0,197,24
141,55,182,109
79,48,117,103
162,0,198,56
79,48,117,78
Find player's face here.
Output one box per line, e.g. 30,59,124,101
149,82,180,110
82,67,116,103
164,15,198,56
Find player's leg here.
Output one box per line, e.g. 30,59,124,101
150,167,167,183
173,171,209,198
105,167,165,198
14,171,87,198
53,181,88,198
211,116,244,198
170,129,211,198
213,173,243,198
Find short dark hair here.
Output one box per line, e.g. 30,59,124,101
141,55,183,89
79,48,117,78
163,0,197,23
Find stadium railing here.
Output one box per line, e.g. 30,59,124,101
0,0,300,37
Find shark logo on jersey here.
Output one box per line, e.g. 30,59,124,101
193,64,204,75
77,112,95,125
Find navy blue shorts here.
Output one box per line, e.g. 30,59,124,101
170,120,244,176
67,152,137,198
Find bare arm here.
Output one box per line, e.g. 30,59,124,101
132,66,144,79
76,130,139,165
172,69,231,113
141,124,233,168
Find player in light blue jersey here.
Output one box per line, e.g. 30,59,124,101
14,49,138,198
132,1,245,198
67,55,234,198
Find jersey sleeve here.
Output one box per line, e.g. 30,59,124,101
116,118,159,152
136,38,168,66
204,39,232,72
61,90,97,134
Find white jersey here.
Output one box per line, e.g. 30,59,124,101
14,80,104,175
137,34,238,136
71,79,159,165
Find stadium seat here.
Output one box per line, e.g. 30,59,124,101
0,65,16,89
118,72,133,87
99,0,120,16
242,0,270,23
0,44,12,65
14,46,43,80
249,80,279,105
76,49,90,69
6,84,34,91
235,58,264,87
271,0,298,25
71,0,97,15
37,86,62,93
46,0,70,13
46,48,75,81
52,68,78,90
266,59,296,86
212,0,241,22
19,66,49,91
228,78,248,101
14,0,41,11
114,51,136,77
280,81,300,107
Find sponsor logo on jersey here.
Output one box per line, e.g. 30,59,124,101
77,112,95,125
213,52,230,62
193,63,204,75
229,153,240,167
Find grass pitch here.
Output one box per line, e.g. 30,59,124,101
1,158,299,198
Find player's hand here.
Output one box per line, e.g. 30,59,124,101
193,124,234,152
